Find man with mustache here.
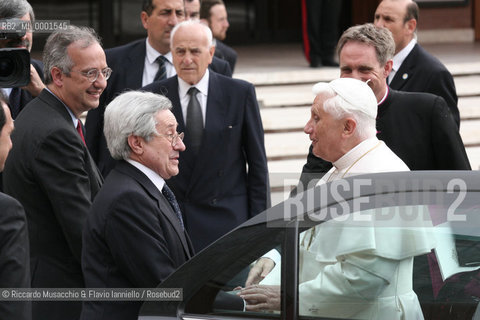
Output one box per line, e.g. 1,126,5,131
3,25,105,320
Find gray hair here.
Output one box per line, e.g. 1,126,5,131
104,91,173,160
337,23,395,66
405,0,419,24
170,19,213,49
313,79,377,140
0,0,35,21
42,25,102,84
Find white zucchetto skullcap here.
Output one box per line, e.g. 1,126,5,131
312,78,377,119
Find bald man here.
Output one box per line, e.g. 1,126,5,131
374,0,459,127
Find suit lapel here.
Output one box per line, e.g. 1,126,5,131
40,90,104,193
390,44,419,90
118,161,193,258
126,39,147,89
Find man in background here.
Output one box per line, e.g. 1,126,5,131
200,0,237,72
185,0,200,19
374,0,459,127
143,20,268,252
85,0,232,177
297,23,470,193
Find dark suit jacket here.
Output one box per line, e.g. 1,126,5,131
296,88,471,193
85,38,232,176
214,40,237,73
390,43,459,128
3,89,103,320
0,193,31,320
142,72,269,251
81,161,194,320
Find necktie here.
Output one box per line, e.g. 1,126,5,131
186,87,203,154
162,184,185,230
153,56,168,82
76,120,86,145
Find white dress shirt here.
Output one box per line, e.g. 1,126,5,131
388,38,417,85
177,70,209,127
142,39,176,87
126,159,165,194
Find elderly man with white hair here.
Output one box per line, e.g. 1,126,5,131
240,78,434,319
305,77,408,182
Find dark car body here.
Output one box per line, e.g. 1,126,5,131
139,171,480,320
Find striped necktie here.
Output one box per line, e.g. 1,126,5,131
153,56,168,82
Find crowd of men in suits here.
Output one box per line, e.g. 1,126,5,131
0,0,474,319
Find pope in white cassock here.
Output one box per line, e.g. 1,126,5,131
240,78,435,319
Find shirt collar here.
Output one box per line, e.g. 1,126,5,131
333,137,380,171
178,69,210,98
392,38,416,72
45,87,78,127
377,86,389,106
145,39,173,66
126,159,166,193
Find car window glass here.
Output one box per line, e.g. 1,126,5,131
183,227,285,318
298,189,480,319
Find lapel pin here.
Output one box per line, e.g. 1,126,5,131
402,73,408,80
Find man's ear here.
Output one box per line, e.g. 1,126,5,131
209,45,215,61
343,118,357,137
51,67,64,87
405,18,417,36
384,59,393,79
128,135,144,156
140,11,149,30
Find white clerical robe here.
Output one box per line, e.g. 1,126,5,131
298,138,435,319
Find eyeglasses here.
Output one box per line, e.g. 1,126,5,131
158,132,184,147
73,67,112,82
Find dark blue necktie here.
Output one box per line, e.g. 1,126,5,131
153,56,168,82
162,184,184,230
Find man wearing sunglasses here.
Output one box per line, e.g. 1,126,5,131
3,25,105,320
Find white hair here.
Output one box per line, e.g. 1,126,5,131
104,91,172,160
312,78,377,140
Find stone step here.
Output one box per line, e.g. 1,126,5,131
238,62,480,87
255,77,480,109
265,122,480,160
459,97,480,120
261,97,480,133
455,76,480,97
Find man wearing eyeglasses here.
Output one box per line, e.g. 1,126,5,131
81,90,192,320
3,26,105,320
